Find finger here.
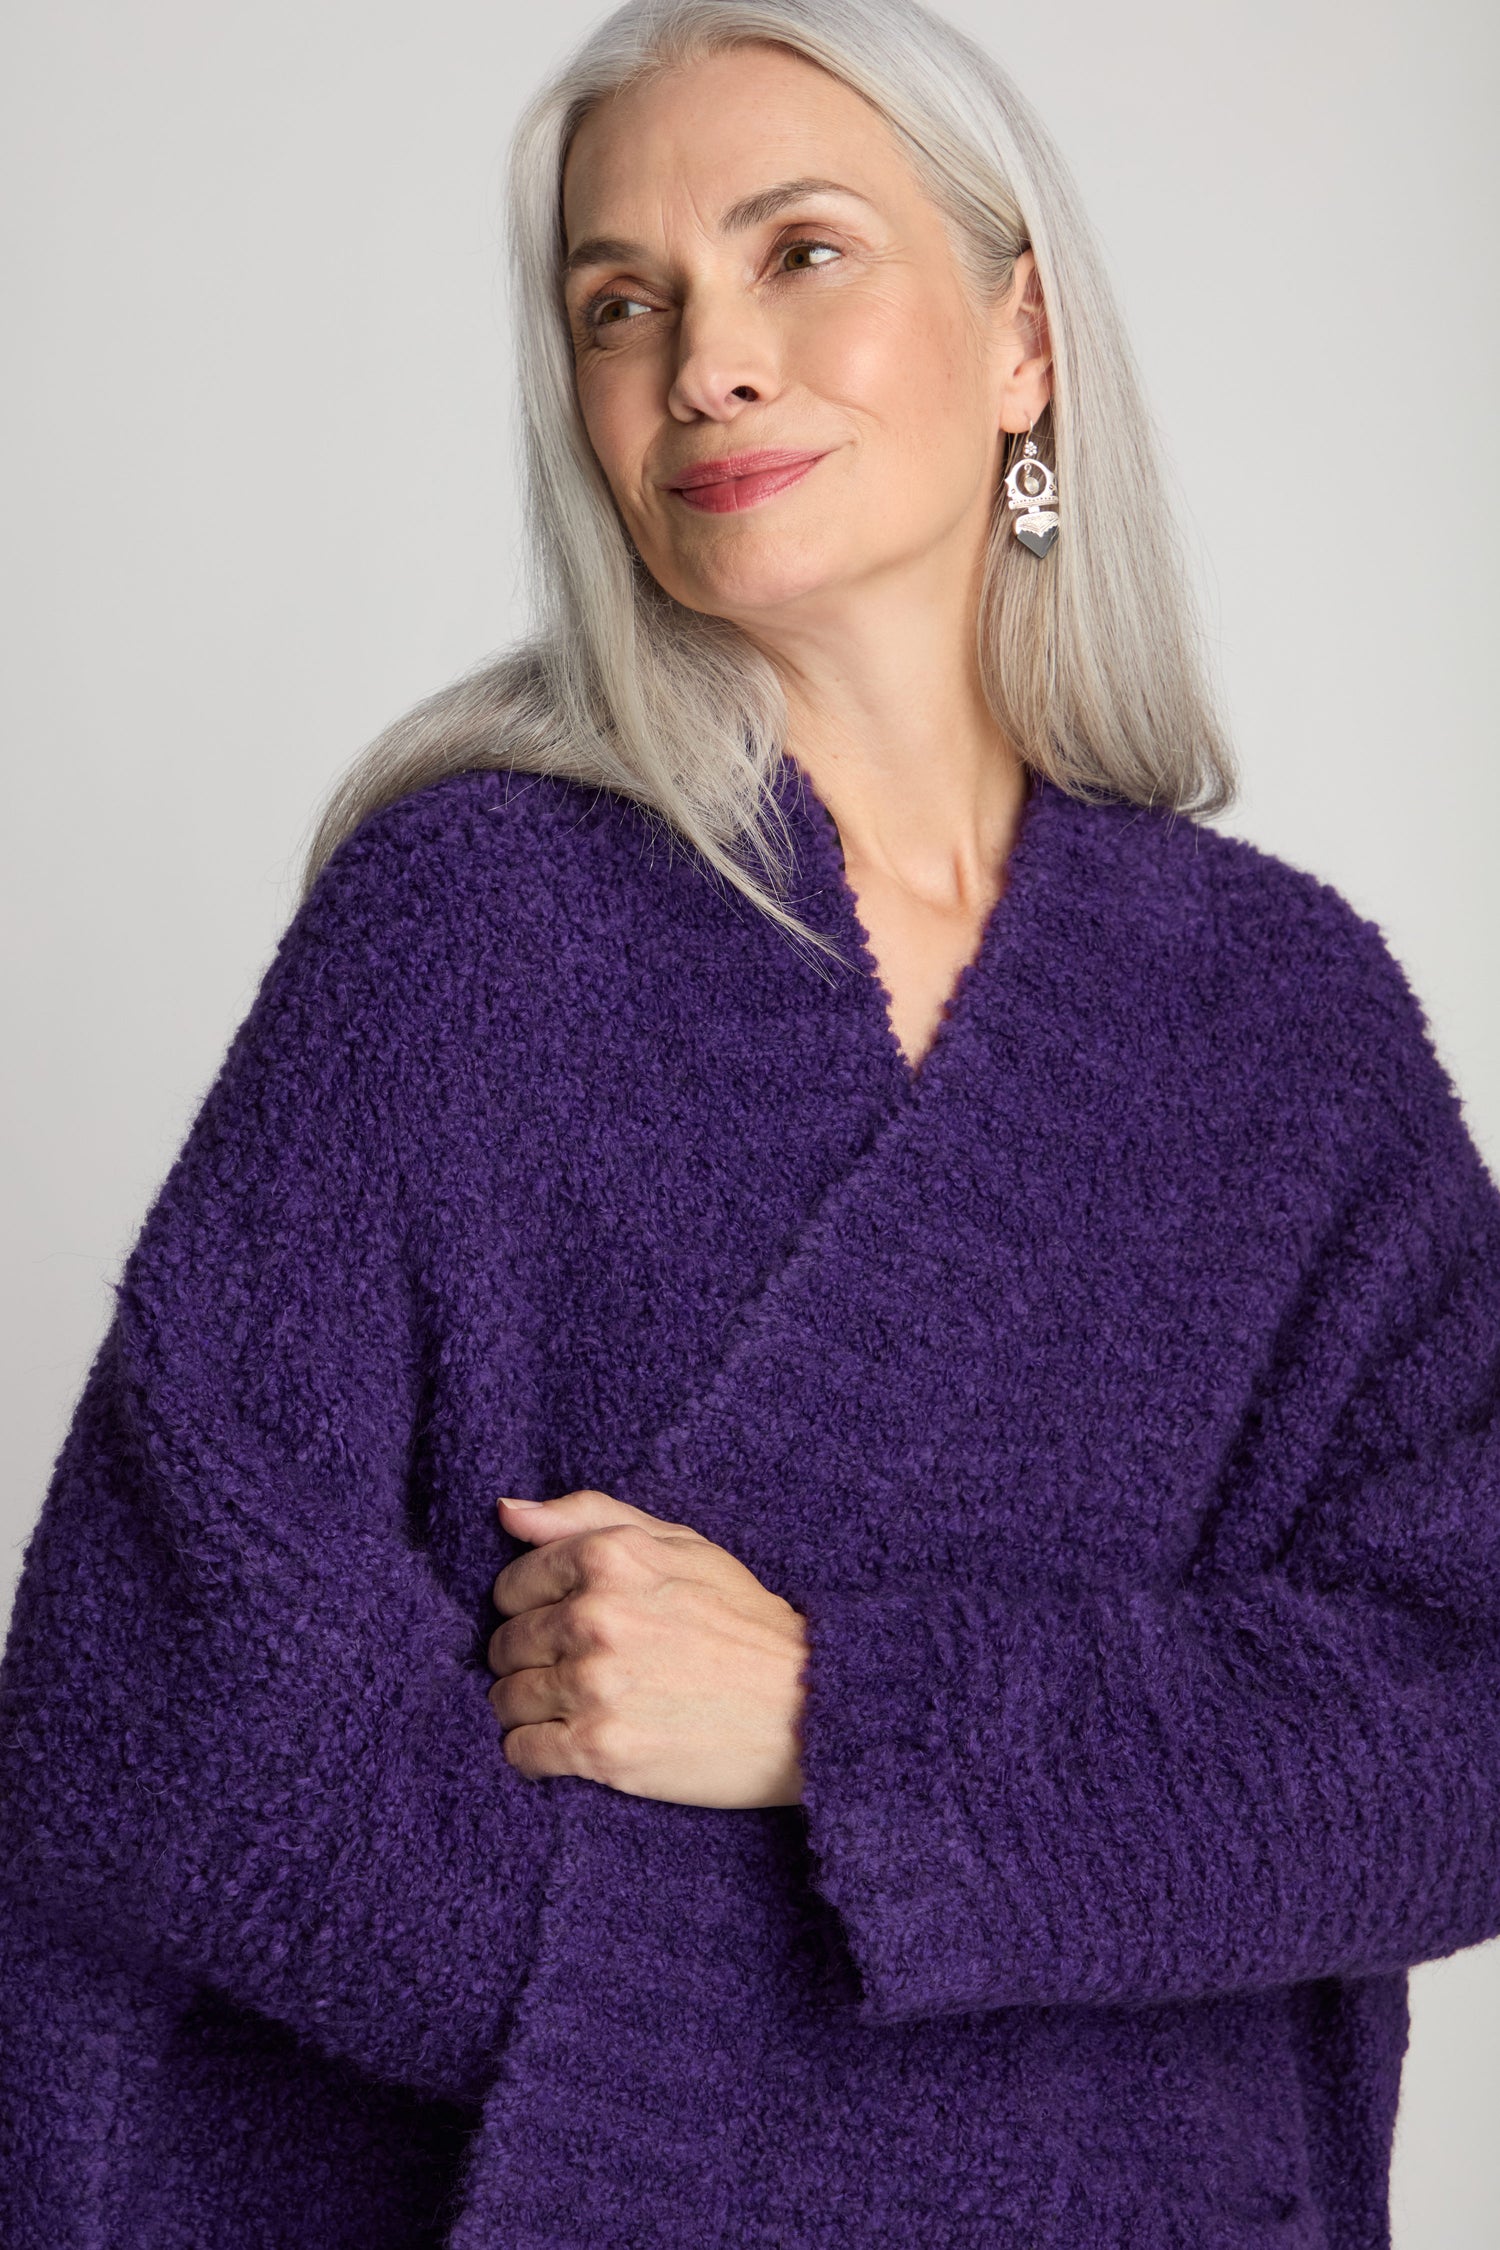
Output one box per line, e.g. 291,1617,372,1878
498,1716,587,1783
488,1602,573,1678
492,1508,684,1615
491,1538,587,1619
487,1663,569,1732
496,1488,679,1544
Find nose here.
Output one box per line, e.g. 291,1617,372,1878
666,286,780,421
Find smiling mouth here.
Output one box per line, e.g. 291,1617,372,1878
666,450,829,515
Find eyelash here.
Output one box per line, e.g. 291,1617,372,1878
576,235,844,336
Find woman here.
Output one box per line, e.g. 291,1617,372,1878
3,2,1497,2245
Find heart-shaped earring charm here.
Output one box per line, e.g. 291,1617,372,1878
1016,519,1059,558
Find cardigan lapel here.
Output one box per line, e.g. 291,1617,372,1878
598,759,1183,1590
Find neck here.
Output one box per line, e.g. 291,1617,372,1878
741,530,1027,906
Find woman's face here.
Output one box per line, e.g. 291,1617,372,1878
559,41,1049,630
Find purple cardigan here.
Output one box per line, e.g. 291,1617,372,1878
3,757,1498,2248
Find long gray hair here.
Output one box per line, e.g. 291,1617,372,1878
301,0,1237,962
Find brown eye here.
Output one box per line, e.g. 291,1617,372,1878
779,238,842,273
582,292,652,334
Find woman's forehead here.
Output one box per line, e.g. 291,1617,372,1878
560,46,909,241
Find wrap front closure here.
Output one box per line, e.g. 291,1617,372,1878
596,758,1065,1544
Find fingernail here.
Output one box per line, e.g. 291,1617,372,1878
497,1494,544,1508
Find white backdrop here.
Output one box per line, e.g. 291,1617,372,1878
3,4,1496,2241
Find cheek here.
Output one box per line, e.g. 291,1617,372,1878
804,292,989,472
575,364,654,514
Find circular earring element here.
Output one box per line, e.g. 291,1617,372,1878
1004,427,1060,558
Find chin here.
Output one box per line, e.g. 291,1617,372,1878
661,545,849,620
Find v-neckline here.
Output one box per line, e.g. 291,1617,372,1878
770,752,1055,1105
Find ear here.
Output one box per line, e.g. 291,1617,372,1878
994,247,1054,432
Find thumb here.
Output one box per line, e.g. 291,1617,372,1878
496,1486,658,1542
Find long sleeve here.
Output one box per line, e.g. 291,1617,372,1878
794,989,1500,2027
0,820,555,2107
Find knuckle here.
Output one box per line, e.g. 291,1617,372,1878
567,1589,618,1649
580,1524,652,1579
577,1709,634,1777
570,1647,624,1710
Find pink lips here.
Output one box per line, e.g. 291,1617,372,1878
665,447,828,514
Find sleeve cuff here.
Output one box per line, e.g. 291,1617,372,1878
794,1583,1009,2024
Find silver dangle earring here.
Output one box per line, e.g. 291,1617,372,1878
1004,417,1060,558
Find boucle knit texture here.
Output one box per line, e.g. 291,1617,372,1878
2,755,1498,2249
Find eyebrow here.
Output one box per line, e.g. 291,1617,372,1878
561,176,876,282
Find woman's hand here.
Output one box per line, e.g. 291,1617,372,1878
486,1489,810,1809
